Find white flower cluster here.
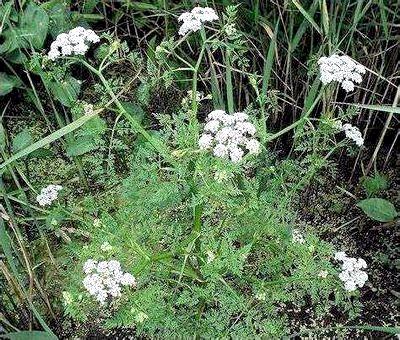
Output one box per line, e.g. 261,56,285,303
342,123,364,146
36,184,62,206
199,110,261,163
48,27,100,60
334,251,368,292
318,54,366,92
178,7,218,36
292,229,305,244
82,259,136,304
335,121,364,146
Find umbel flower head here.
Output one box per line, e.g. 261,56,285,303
48,26,100,60
199,110,261,163
334,251,368,292
178,6,218,36
82,259,136,305
36,184,62,206
318,54,366,92
334,121,364,147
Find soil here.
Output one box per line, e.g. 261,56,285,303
290,150,400,338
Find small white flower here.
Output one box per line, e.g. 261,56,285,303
335,252,368,292
233,112,249,122
83,103,94,115
207,109,226,121
48,26,100,60
199,109,261,164
82,259,136,305
344,280,357,292
178,17,202,36
135,311,148,323
246,139,261,155
334,251,348,261
178,6,218,36
340,123,364,146
206,250,215,263
100,241,113,252
83,259,98,274
292,229,305,244
341,79,355,92
214,170,234,183
191,7,219,22
204,120,220,133
213,143,228,158
229,145,244,163
62,291,73,305
198,134,214,150
318,270,328,279
121,273,136,286
36,184,63,206
318,54,365,92
255,292,267,301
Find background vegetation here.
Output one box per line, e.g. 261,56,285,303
0,0,399,338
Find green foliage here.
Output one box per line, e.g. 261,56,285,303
357,198,398,223
361,173,388,197
48,76,81,107
0,72,21,95
11,128,33,153
1,0,398,337
55,109,351,338
1,331,57,340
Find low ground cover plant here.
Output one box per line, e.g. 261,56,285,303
0,1,398,338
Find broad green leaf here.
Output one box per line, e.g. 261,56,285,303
48,77,81,107
19,3,49,49
0,72,21,95
357,198,398,222
66,136,99,156
1,331,57,340
0,28,22,54
12,128,33,153
43,2,72,36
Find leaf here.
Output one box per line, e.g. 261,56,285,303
1,331,58,340
0,123,6,150
353,104,400,114
357,198,398,222
122,102,145,123
0,109,100,169
361,173,388,197
48,77,81,107
19,3,49,49
12,129,33,153
291,0,322,35
66,135,99,156
0,72,21,95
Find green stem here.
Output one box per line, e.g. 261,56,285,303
200,28,223,108
79,59,176,166
266,91,323,143
225,48,234,113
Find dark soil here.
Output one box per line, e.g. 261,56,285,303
291,150,400,338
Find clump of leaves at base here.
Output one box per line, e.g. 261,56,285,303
58,118,354,337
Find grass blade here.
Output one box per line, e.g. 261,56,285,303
0,109,100,169
291,0,322,35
